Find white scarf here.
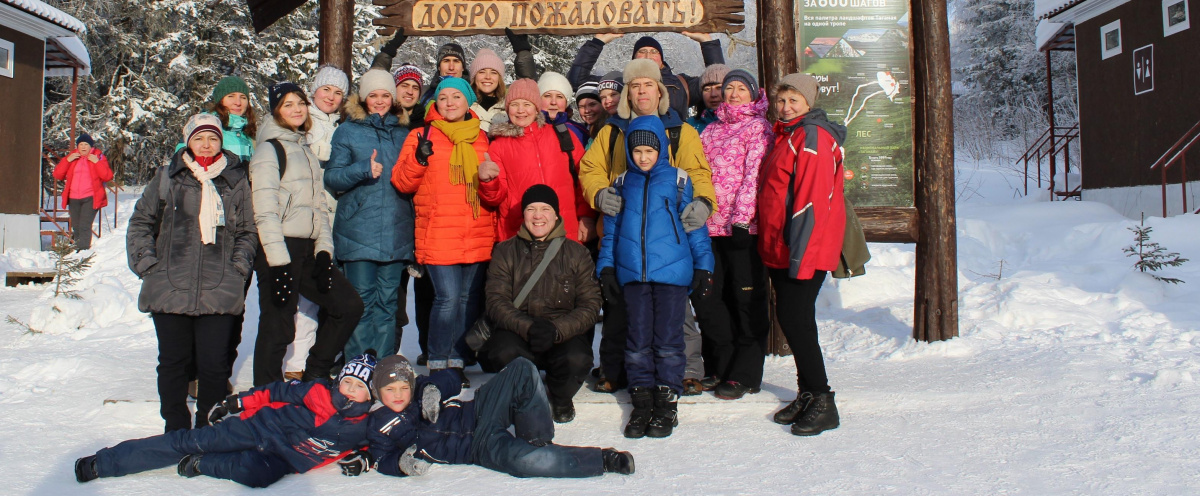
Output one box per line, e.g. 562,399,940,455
182,153,228,244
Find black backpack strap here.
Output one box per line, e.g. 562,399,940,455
605,123,621,167
267,138,287,179
552,123,578,177
667,126,682,163
152,164,171,238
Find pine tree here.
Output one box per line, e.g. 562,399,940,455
1123,215,1189,284
48,235,95,299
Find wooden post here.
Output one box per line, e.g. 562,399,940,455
1046,50,1057,200
755,0,797,101
910,0,958,342
69,67,78,145
319,0,355,74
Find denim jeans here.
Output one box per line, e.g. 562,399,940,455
623,282,688,394
342,260,407,359
425,262,486,369
471,357,604,477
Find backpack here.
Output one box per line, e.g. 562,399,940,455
612,167,689,206
551,123,578,177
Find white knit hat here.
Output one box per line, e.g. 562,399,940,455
358,68,397,101
310,65,350,95
538,71,574,102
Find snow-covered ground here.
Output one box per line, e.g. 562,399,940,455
2,157,1198,495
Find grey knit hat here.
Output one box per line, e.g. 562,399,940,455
700,64,731,88
723,69,761,101
598,70,624,94
627,129,660,152
310,65,349,95
373,354,417,400
778,73,820,107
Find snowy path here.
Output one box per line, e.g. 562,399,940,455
1,161,1198,494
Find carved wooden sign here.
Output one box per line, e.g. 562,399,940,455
372,0,744,36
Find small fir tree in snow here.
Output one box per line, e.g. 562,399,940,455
1123,215,1188,284
49,235,95,299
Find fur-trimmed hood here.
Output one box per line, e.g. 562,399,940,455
342,94,414,127
488,112,546,138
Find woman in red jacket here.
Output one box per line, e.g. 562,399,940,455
756,73,846,437
478,78,595,244
53,133,114,250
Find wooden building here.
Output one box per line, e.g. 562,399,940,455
0,0,89,251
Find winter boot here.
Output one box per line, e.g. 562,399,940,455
644,385,679,438
74,455,98,483
551,398,576,423
773,392,814,425
623,387,654,438
790,392,839,436
177,454,203,478
601,448,636,475
681,378,704,396
699,376,721,391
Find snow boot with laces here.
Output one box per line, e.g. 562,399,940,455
644,385,679,438
623,387,654,438
601,448,636,475
774,391,814,424
790,391,839,436
177,454,203,478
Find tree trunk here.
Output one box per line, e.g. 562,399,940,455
319,0,355,74
756,0,798,106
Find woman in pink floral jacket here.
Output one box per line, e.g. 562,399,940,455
696,69,773,400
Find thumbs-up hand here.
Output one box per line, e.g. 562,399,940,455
478,153,499,182
370,149,383,179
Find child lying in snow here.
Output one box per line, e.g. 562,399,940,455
348,355,634,478
74,353,378,488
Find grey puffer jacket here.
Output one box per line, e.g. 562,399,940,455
250,118,335,266
127,150,258,316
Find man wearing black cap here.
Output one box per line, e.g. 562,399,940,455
477,185,602,424
567,32,725,120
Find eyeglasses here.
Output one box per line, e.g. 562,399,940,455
635,48,660,57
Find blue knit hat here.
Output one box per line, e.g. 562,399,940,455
268,81,305,113
434,76,476,108
337,353,378,399
632,36,664,61
76,132,95,147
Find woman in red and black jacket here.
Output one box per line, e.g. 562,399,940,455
52,133,113,250
756,73,846,437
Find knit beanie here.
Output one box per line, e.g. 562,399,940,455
723,69,761,101
434,76,477,108
700,64,731,88
618,59,670,118
779,72,820,108
392,63,425,88
211,76,251,104
310,65,349,95
632,36,664,61
598,70,624,94
373,354,416,400
76,132,95,147
506,78,542,110
337,352,378,399
182,114,223,145
268,81,305,113
469,48,505,81
521,184,560,216
537,71,573,100
438,43,467,65
358,68,398,101
575,81,601,104
626,129,660,152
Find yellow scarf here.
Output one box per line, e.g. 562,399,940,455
431,118,483,217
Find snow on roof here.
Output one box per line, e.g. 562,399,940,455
1035,0,1086,19
1035,20,1070,51
45,35,90,77
1,0,86,33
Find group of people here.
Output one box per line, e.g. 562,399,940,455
73,27,858,487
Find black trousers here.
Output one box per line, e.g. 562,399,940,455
67,197,96,250
253,237,363,386
768,269,831,394
597,286,628,386
480,329,594,404
695,236,770,387
394,271,432,356
152,313,235,432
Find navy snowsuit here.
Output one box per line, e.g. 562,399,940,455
368,357,605,478
92,379,372,487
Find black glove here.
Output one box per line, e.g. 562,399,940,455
599,267,623,302
381,28,407,57
207,394,242,424
338,448,375,476
505,27,532,53
691,269,714,301
313,251,335,293
268,265,293,308
415,132,434,166
527,318,557,354
730,225,753,249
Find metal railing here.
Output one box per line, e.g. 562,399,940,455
1018,123,1080,199
1150,119,1200,217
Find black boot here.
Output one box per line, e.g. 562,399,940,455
601,448,636,475
773,392,814,425
644,385,679,438
713,381,760,400
790,392,839,436
551,398,576,423
74,455,98,483
177,454,203,478
623,387,653,438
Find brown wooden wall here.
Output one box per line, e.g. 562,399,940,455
0,24,44,215
1076,1,1200,190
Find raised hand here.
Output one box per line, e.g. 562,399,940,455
370,149,383,179
478,153,499,182
66,151,81,162
681,31,713,43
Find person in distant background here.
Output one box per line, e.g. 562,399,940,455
53,132,113,250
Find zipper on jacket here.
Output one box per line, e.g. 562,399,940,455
665,198,680,244
640,176,649,282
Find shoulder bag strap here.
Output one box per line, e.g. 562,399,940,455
513,237,565,308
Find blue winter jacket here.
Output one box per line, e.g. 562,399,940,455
323,109,415,263
597,115,714,287
368,369,476,477
233,378,373,473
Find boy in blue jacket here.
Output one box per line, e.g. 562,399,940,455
74,354,378,488
356,354,634,478
597,115,715,439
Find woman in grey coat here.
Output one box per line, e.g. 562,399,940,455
126,113,258,432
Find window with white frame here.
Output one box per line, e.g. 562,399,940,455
0,38,13,78
1163,0,1190,37
1101,20,1122,60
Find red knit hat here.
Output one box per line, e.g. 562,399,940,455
505,78,542,110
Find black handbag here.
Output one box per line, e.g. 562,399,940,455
465,237,565,351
